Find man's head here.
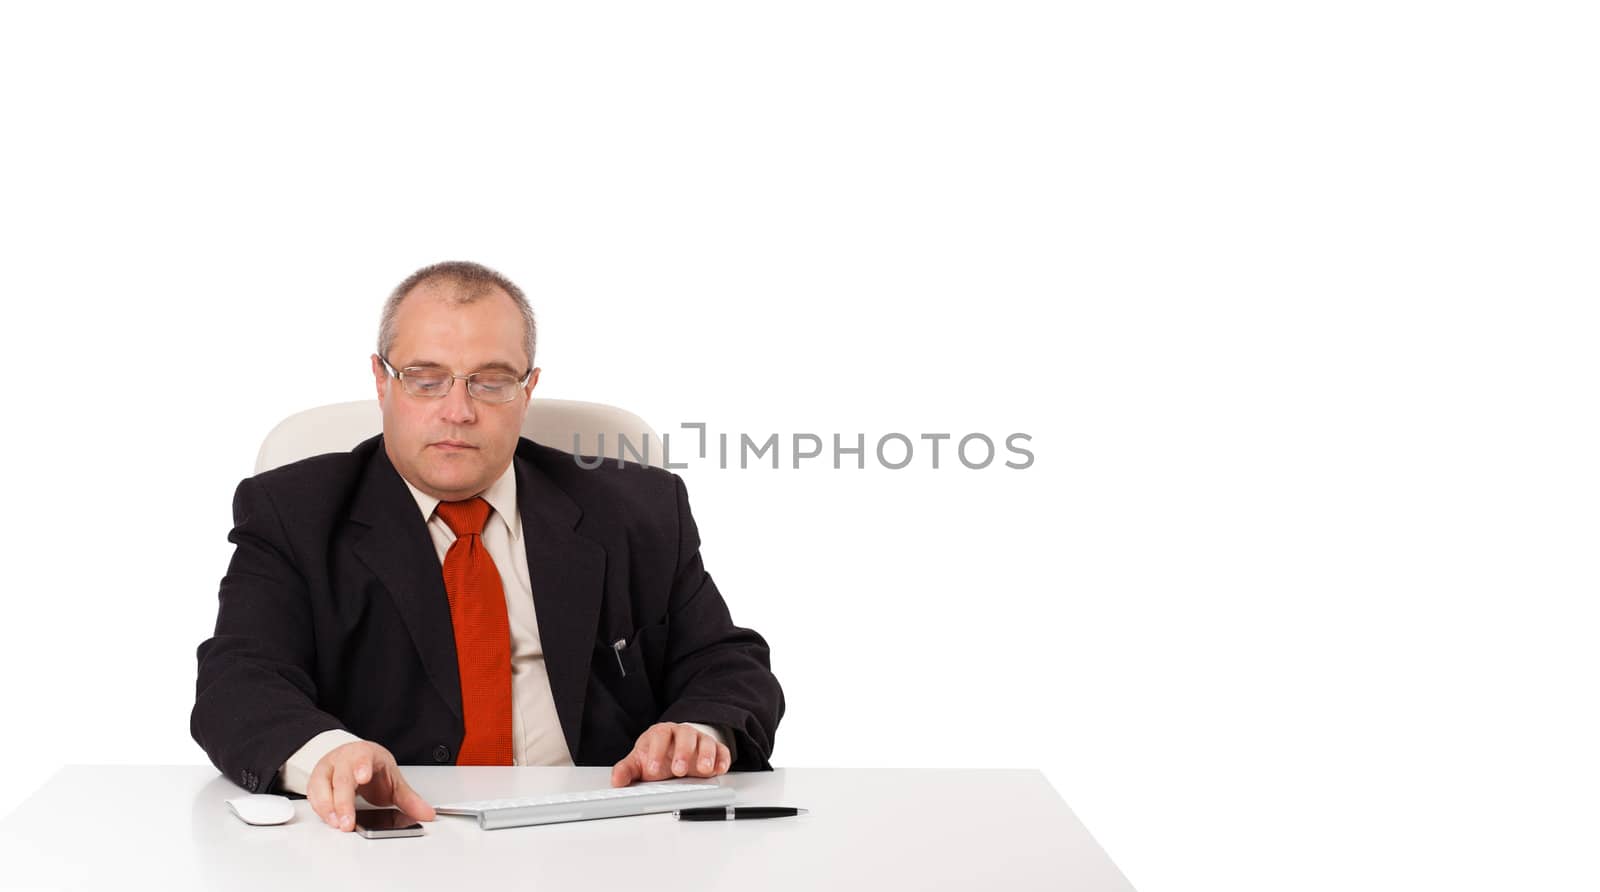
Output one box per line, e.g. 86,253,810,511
372,261,541,502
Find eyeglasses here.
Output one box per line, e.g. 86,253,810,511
379,357,531,403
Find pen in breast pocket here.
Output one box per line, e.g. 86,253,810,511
612,638,627,676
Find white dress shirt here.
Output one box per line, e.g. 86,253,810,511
278,462,726,794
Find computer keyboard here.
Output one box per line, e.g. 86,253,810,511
435,781,736,830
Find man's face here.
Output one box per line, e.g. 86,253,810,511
372,280,540,502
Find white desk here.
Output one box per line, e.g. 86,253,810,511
0,765,1133,891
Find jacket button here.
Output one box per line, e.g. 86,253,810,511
433,745,451,763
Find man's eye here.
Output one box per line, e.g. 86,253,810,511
410,375,448,392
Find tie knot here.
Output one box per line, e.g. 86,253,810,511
436,497,491,537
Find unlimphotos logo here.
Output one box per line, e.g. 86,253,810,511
572,423,1034,470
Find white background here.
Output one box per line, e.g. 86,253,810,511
1,3,1596,890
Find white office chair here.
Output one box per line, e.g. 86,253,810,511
254,398,665,474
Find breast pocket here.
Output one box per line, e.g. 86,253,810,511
596,618,670,719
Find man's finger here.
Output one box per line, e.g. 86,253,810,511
643,726,672,780
390,768,436,821
611,753,641,787
670,725,701,777
714,743,731,775
307,759,336,827
695,735,717,775
688,738,726,777
330,761,357,831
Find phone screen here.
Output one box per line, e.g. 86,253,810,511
355,809,423,832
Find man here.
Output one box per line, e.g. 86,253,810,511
191,261,783,832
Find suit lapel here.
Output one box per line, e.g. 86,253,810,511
349,442,465,721
514,451,607,762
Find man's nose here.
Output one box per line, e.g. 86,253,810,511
438,378,477,424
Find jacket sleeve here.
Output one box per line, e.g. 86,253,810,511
654,474,785,770
191,477,348,793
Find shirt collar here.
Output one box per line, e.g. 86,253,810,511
400,460,521,540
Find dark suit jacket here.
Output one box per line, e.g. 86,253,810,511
191,434,783,794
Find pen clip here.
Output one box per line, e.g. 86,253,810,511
612,638,627,676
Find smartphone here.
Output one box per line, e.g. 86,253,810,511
354,809,424,839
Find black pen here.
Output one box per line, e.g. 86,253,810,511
674,806,808,821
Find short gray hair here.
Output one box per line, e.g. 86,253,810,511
378,261,538,371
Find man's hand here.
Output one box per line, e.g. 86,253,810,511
307,740,437,832
610,722,732,787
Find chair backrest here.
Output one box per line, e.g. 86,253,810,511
254,399,664,474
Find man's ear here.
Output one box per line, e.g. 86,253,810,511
524,367,541,399
371,354,389,407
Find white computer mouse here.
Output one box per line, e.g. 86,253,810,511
226,793,296,826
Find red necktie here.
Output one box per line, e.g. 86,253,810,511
436,497,514,765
